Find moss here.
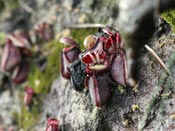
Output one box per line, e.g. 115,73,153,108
117,85,126,94
161,9,175,32
27,28,98,94
20,105,41,130
13,90,43,130
16,28,98,129
27,40,63,94
5,0,19,10
70,28,98,50
0,0,5,13
0,32,6,45
13,39,62,130
12,111,19,126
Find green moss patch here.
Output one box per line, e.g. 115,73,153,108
161,9,175,32
27,40,63,94
70,28,98,49
0,32,6,45
16,28,98,130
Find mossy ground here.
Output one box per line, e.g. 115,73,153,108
161,9,175,32
15,28,97,130
0,32,6,45
4,4,175,130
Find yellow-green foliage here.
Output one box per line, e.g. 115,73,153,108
14,40,63,130
27,40,63,94
0,0,19,14
161,9,175,32
20,103,42,130
27,28,98,94
0,32,6,45
71,28,98,49
18,28,98,130
3,0,19,10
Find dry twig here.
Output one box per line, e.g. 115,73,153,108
63,23,107,29
145,44,171,75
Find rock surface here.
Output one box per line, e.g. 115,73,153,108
0,0,174,131
35,32,175,131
